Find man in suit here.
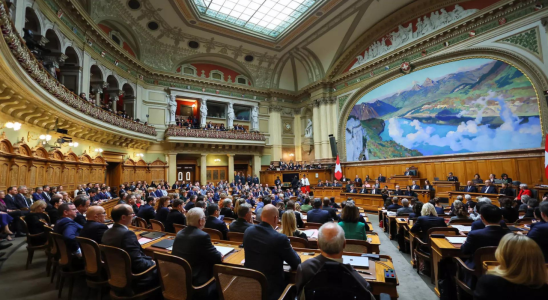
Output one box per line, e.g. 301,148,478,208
47,195,62,225
480,180,497,194
463,181,478,193
73,195,90,226
410,203,447,243
322,198,339,222
252,175,260,185
387,197,403,210
404,168,412,176
137,197,156,224
79,206,108,244
15,186,30,210
397,199,413,216
447,172,458,182
172,207,222,299
295,223,370,298
42,185,52,203
410,181,420,190
204,203,228,240
32,187,45,202
235,173,241,185
165,199,186,233
307,198,333,224
4,186,27,237
354,175,362,187
359,185,368,194
88,188,101,204
377,173,386,183
229,203,254,233
54,203,83,257
244,204,301,300
370,185,381,195
348,185,358,193
274,176,281,187
392,185,404,196
246,175,252,185
461,204,509,269
528,201,548,262
102,204,159,294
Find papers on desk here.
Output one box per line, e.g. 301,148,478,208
445,236,467,244
302,230,317,238
387,212,396,216
214,246,235,257
137,237,153,245
451,225,472,233
342,256,369,268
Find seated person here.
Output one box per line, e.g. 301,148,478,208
204,203,228,240
172,208,222,299
500,198,519,223
24,200,48,245
136,197,156,224
499,183,514,197
396,198,413,216
338,203,368,240
518,195,530,211
103,205,158,294
403,185,416,197
46,195,62,225
432,197,444,215
307,198,333,224
321,198,338,222
463,181,477,193
229,203,254,233
409,202,423,219
410,203,447,249
300,198,313,213
449,200,470,222
164,199,186,233
392,185,404,196
524,198,538,218
474,234,548,300
54,203,83,258
386,197,402,210
79,206,108,245
281,210,307,240
472,174,483,185
528,201,548,262
515,183,532,201
447,172,458,181
463,194,477,211
461,205,509,270
480,180,497,194
295,223,371,298
154,196,170,224
348,184,358,193
410,181,420,190
73,195,90,226
500,173,513,184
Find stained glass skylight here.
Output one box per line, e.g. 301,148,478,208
191,0,319,38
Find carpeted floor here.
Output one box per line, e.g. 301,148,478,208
0,214,438,299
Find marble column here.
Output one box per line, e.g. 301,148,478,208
330,97,339,140
168,153,177,184
253,155,261,182
200,154,207,185
269,106,282,161
12,0,25,34
312,100,321,160
227,154,235,183
81,52,92,96
293,108,303,162
319,98,331,158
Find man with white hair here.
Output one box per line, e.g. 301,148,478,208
172,207,222,299
244,204,301,300
480,180,496,194
469,197,492,222
397,199,413,216
295,223,371,298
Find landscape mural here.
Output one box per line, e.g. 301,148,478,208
345,58,542,161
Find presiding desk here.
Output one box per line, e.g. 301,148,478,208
433,181,460,198
312,186,345,203
447,191,504,206
131,225,398,298
260,169,332,186
340,193,385,211
388,175,427,189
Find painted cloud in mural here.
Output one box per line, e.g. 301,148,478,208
345,59,541,161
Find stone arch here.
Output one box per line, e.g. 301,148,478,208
60,46,82,93
24,6,42,35
337,48,548,161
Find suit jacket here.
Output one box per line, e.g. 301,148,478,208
171,226,222,286
155,207,170,224
369,188,381,195
387,204,402,210
410,216,447,242
396,207,413,216
32,192,44,201
164,210,186,233
205,216,228,240
392,190,404,196
463,185,478,193
447,176,459,182
349,189,358,193
461,226,510,268
378,176,386,183
229,218,254,233
307,208,333,224
474,274,548,300
4,194,18,210
480,186,497,194
54,217,83,253
102,224,156,277
244,222,301,300
14,194,29,209
41,192,52,202
136,204,156,224
220,207,235,218
499,188,514,197
471,219,507,231
355,178,362,185
528,222,548,262
79,220,108,245
410,185,420,190
46,207,59,225
295,255,370,297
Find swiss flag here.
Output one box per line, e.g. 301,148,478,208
545,135,548,179
335,155,343,181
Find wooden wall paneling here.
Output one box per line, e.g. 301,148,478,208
148,159,168,184
444,161,465,183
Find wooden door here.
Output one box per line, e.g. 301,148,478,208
178,165,195,184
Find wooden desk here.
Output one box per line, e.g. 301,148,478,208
534,185,548,198
448,191,503,206
99,198,119,218
431,237,463,297
313,186,345,203
260,169,332,185
388,176,427,188
340,193,385,211
433,181,460,198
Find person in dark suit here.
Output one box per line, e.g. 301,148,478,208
392,185,404,196
461,205,509,269
24,200,48,245
354,175,362,187
307,199,333,224
102,204,159,294
235,173,241,185
204,203,228,240
473,234,548,300
184,195,197,211
498,183,514,197
410,203,447,248
165,199,186,233
480,180,497,194
274,176,281,187
73,195,90,227
252,175,260,185
295,222,371,298
246,175,252,185
377,174,386,183
54,203,83,256
154,196,170,224
41,185,52,203
447,172,458,182
229,203,254,233
14,186,30,210
348,185,358,193
359,185,368,194
387,197,403,210
172,207,222,299
46,196,62,225
32,187,45,202
79,206,108,245
403,167,411,176
500,198,519,223
244,204,301,300
136,197,156,224
528,201,548,262
410,181,420,190
463,181,477,193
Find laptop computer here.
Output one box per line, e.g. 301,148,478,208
152,239,175,249
342,255,369,268
140,232,167,239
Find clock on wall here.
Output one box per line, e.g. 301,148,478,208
283,122,292,133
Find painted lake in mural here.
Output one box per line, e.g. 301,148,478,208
345,58,542,161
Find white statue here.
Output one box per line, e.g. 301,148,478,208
251,106,259,131
227,103,235,129
200,99,208,128
168,94,177,124
305,119,313,138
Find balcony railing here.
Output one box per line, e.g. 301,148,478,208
165,126,266,141
0,3,156,136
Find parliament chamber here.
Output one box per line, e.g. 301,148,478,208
1,0,548,299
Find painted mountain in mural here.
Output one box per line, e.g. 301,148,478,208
345,58,541,162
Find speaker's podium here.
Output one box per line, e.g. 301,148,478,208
433,181,460,198
386,166,425,188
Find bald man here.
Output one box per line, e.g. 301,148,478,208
79,205,109,244
243,204,301,300
295,223,371,298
